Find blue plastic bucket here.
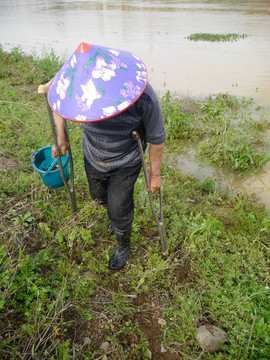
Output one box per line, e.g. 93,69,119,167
31,146,70,188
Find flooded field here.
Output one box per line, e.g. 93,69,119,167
1,0,270,206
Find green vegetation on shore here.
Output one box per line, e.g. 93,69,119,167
162,91,270,172
186,33,248,42
0,46,269,360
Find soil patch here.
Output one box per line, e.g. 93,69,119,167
175,258,194,284
133,293,180,360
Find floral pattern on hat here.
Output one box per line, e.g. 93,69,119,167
48,43,147,123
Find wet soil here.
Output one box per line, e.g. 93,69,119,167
133,292,181,360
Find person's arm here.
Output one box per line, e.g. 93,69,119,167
51,113,69,158
37,79,69,159
148,142,164,193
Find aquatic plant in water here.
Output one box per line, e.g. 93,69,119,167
186,33,248,42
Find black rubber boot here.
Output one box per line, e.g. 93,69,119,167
109,226,132,271
108,222,115,234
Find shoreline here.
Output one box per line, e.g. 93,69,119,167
1,42,269,108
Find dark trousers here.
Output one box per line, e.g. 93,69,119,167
84,158,142,230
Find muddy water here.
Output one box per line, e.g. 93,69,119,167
1,0,270,206
172,147,270,208
1,0,270,105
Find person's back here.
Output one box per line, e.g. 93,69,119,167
82,82,166,172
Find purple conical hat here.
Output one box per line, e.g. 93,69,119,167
47,42,148,122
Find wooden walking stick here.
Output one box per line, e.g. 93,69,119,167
132,130,168,257
38,81,78,215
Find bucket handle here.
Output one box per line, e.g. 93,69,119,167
43,157,58,177
31,149,68,176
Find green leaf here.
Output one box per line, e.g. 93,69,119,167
69,74,75,99
98,48,111,63
0,300,5,310
65,68,77,77
98,83,106,96
84,52,98,68
111,100,122,105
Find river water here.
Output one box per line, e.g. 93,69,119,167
1,0,270,206
1,0,270,105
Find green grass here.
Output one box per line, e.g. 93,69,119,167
186,33,248,42
0,45,269,359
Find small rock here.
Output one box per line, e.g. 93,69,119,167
83,337,92,345
146,348,152,359
100,341,110,353
196,325,228,353
161,343,167,353
158,318,167,327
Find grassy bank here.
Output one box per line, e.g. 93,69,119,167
0,46,269,360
